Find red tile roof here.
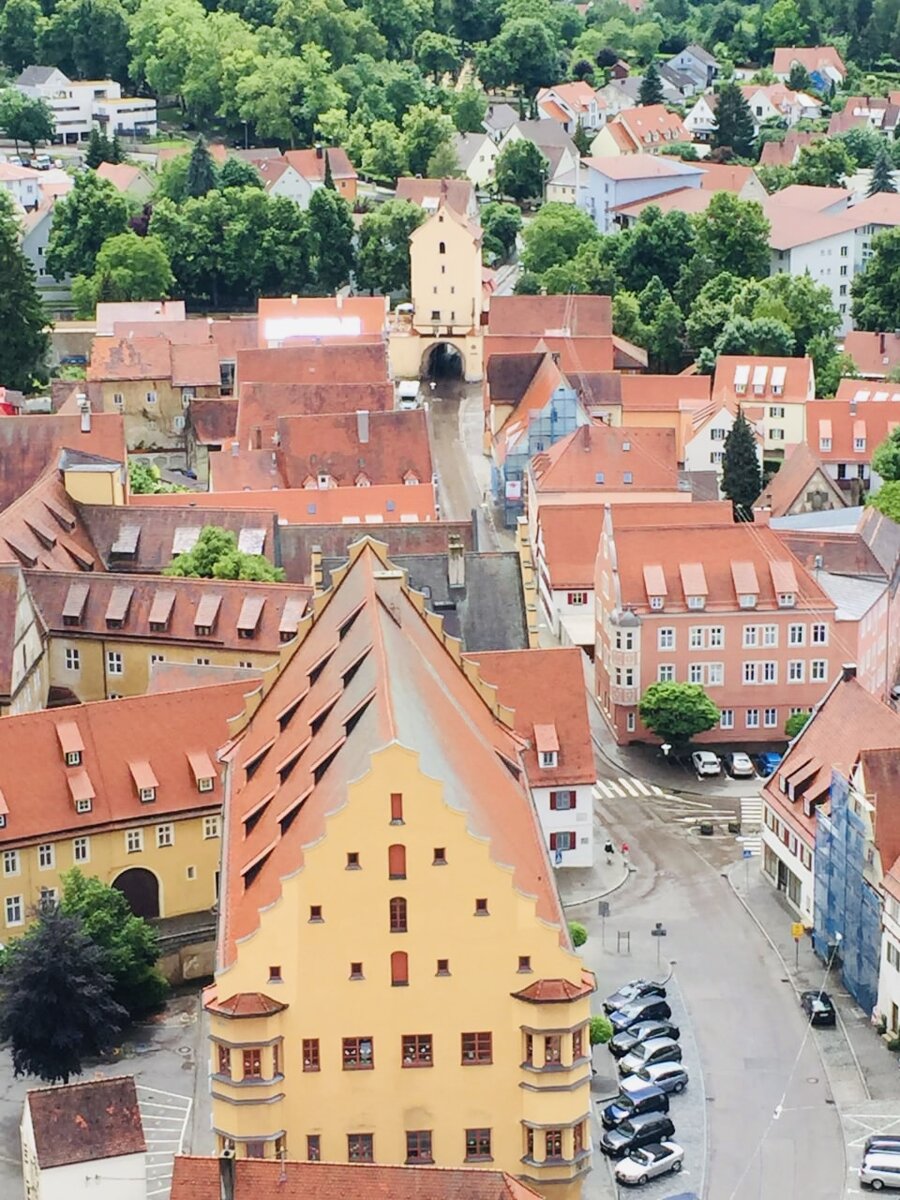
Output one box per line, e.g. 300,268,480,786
257,297,387,343
217,539,568,964
759,129,816,168
190,398,238,445
283,147,356,182
236,381,393,449
808,398,900,463
0,470,105,573
0,567,26,702
26,1077,146,1169
396,177,474,215
171,1158,541,1200
488,295,612,338
276,409,433,487
512,972,596,1003
483,334,615,375
236,343,388,387
614,104,690,151
712,356,814,404
529,423,679,492
131,483,439,525
464,648,595,786
280,520,475,583
171,342,221,387
206,991,287,1018
756,442,847,516
538,82,598,116
843,332,900,378
0,412,125,513
148,661,264,693
773,46,847,78
87,336,171,382
620,373,712,411
861,747,900,874
493,353,565,463
537,504,608,588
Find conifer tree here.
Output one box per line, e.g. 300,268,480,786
868,143,897,196
323,149,335,190
639,60,665,107
186,135,217,198
721,408,762,521
0,190,48,390
713,81,756,159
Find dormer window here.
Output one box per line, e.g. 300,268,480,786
739,594,756,609
540,751,558,768
318,474,331,489
198,777,214,793
778,593,796,608
820,437,832,451
650,596,664,610
687,596,705,610
854,437,866,451
66,750,82,767
75,797,92,814
140,787,156,803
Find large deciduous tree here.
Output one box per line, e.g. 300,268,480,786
0,190,49,391
868,481,900,523
521,201,598,275
852,228,900,331
356,199,424,295
712,81,755,158
481,201,522,263
308,186,355,293
872,427,900,483
71,233,175,318
638,682,720,748
0,0,43,74
0,906,126,1084
693,192,770,280
721,408,763,521
401,103,454,177
165,526,285,580
0,89,53,153
47,172,130,280
494,139,549,203
476,17,559,95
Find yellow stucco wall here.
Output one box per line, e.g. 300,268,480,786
410,208,483,340
63,466,125,507
208,743,592,1198
389,333,483,383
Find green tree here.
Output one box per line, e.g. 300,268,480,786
219,157,264,190
127,460,188,494
712,80,756,158
481,201,522,263
638,681,720,748
868,480,900,523
363,0,432,59
763,0,811,48
356,198,425,295
412,30,461,82
0,906,126,1084
308,186,355,293
715,315,795,357
785,710,811,738
647,293,687,372
852,228,900,331
0,190,49,391
0,0,43,74
40,0,130,83
186,135,218,198
788,62,812,93
684,271,744,355
618,207,696,295
165,525,284,581
590,1014,614,1045
568,921,587,947
47,172,129,280
495,139,549,203
522,201,598,275
872,427,900,482
721,408,762,520
71,233,175,317
453,85,488,134
401,103,454,177
693,193,770,280
639,59,665,105
426,140,462,178
85,128,110,169
60,870,168,1019
792,140,856,187
362,119,408,181
736,273,839,355
0,89,53,154
869,143,897,196
476,17,559,95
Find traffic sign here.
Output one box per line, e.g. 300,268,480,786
742,848,753,859
791,922,804,940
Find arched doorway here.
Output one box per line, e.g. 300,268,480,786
113,868,160,919
422,342,464,382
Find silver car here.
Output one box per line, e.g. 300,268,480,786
860,1151,900,1189
632,1061,689,1094
618,1036,682,1077
614,1140,685,1186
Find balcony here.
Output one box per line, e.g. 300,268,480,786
608,648,639,670
610,684,638,706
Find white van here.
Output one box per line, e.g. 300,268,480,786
860,1152,900,1189
397,381,420,410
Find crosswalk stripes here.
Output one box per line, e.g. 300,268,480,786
593,776,681,803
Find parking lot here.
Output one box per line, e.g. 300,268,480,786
592,974,706,1199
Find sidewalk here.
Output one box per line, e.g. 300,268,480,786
557,853,631,910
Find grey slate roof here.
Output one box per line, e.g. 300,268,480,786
483,103,518,135
453,132,492,171
16,66,61,86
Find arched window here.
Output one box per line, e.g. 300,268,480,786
388,843,406,879
390,896,407,932
439,241,446,254
391,950,408,986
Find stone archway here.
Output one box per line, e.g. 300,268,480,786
113,867,160,919
422,342,464,381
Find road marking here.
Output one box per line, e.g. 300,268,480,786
651,784,664,795
617,777,640,796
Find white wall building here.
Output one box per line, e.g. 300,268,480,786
579,154,704,232
16,66,157,143
878,878,900,1035
0,162,41,210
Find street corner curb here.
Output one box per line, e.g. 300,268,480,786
560,864,631,909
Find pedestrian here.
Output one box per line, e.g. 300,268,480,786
604,838,614,865
621,842,630,864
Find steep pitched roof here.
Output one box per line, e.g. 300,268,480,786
396,176,474,215
486,352,546,405
235,381,393,449
280,519,475,584
171,1158,541,1200
488,295,612,337
614,104,690,149
530,423,679,492
275,409,432,487
759,129,816,168
861,747,900,874
282,147,356,181
217,539,568,964
27,1077,145,1169
807,398,900,463
190,398,238,445
0,470,104,573
236,343,388,387
95,162,149,192
0,412,125,513
756,441,847,517
772,46,847,78
493,353,566,462
712,356,814,404
843,331,900,378
537,504,608,588
87,336,173,382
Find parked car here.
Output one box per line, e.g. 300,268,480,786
724,751,755,778
754,751,782,776
33,154,52,169
609,1019,681,1059
618,1037,683,1077
59,354,88,366
632,1061,690,1094
865,1136,900,1155
691,751,721,776
599,1112,676,1159
614,1140,685,1186
600,1078,669,1129
801,989,837,1027
604,979,668,1014
609,997,673,1033
860,1151,900,1189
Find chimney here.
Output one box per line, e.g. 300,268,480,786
80,408,91,433
231,440,239,458
881,332,886,355
850,398,857,416
356,410,369,444
315,143,323,159
581,423,590,450
219,1150,235,1200
842,663,857,681
291,293,298,305
448,534,465,589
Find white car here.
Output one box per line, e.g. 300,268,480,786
691,751,721,776
860,1151,900,1189
614,1140,684,1186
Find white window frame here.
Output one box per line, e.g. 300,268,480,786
743,626,758,648
812,623,828,645
690,627,703,649
811,659,828,682
126,829,143,853
709,626,724,648
73,836,89,863
719,708,734,729
626,713,636,732
746,708,760,729
687,596,705,610
763,625,778,647
649,596,664,610
203,815,220,839
2,849,19,877
65,647,80,671
707,663,724,686
764,707,778,728
788,660,805,682
75,797,91,814
106,650,124,676
38,843,54,870
689,663,703,684
156,823,174,848
658,628,675,650
763,661,777,683
788,624,805,646
743,662,758,684
5,895,23,927
658,664,675,682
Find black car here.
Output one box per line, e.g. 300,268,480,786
609,1019,681,1059
610,997,673,1033
801,989,837,1027
603,979,668,1014
599,1111,676,1158
864,1135,900,1155
600,1080,669,1129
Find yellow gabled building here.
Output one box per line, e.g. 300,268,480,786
206,539,595,1199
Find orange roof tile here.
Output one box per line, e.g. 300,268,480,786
0,470,105,573
512,973,596,1003
170,342,220,387
536,504,608,588
283,146,356,182
236,343,388,387
95,301,186,337
275,409,433,488
190,398,238,445
843,332,900,378
396,177,473,215
87,336,173,382
712,356,814,404
861,747,900,874
206,991,287,1018
130,483,439,525
236,381,393,449
807,398,900,462
27,1077,145,1169
772,46,846,78
488,295,612,338
257,297,387,345
616,104,690,149
493,354,565,463
756,442,846,517
95,162,147,192
529,423,679,492
0,412,126,513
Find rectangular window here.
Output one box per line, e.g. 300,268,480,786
544,1034,562,1064
38,844,54,870
242,1048,262,1078
567,592,588,606
687,596,705,610
73,836,89,863
743,662,758,684
720,708,734,729
573,1027,583,1059
546,1129,564,1159
402,1034,433,1066
764,707,778,728
203,815,220,839
75,797,91,814
156,823,174,848
763,625,778,647
690,627,703,649
812,623,828,645
342,1037,373,1069
390,793,404,823
217,1044,230,1076
302,1038,320,1071
346,852,360,869
2,850,19,876
106,650,123,676
746,708,760,728
574,1121,585,1156
307,1136,321,1162
126,829,143,853
615,630,634,651
549,790,575,810
769,406,785,419
789,624,805,646
707,663,724,686
475,898,489,915
465,1129,492,1161
658,628,674,650
689,663,703,684
461,1032,492,1064
763,661,776,683
658,664,675,682
406,1130,433,1163
743,626,758,648
348,1134,374,1162
789,659,804,682
709,626,724,647
436,958,450,975
650,596,663,610
855,437,866,451
433,847,447,865
65,647,80,671
811,659,827,681
349,962,364,979
778,593,796,608
626,712,636,732
309,905,323,921
198,776,214,794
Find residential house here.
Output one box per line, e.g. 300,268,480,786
282,519,476,585
204,538,595,1193
464,647,597,867
657,64,701,103
807,391,900,495
828,94,900,134
26,570,312,702
759,129,817,168
588,373,714,462
0,162,41,210
843,331,900,379
452,132,499,188
20,201,67,309
595,78,642,118
532,503,607,646
499,122,579,204
235,380,393,451
95,161,153,201
16,66,157,142
683,92,719,144
0,410,125,513
187,397,238,481
0,566,47,716
757,442,848,518
761,664,899,930
711,355,815,463
87,337,221,450
482,102,519,142
396,177,477,220
256,296,387,348
0,680,256,930
740,85,821,132
772,47,847,89
236,341,388,390
682,400,764,487
282,147,357,204
594,502,840,744
95,300,187,336
22,1077,146,1200
171,1157,543,1200
879,862,900,1034
590,106,690,156
537,82,605,133
666,44,718,89
578,155,703,232
242,157,309,204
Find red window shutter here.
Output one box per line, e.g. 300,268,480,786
569,791,577,807
390,793,403,822
391,950,408,985
388,844,406,878
549,833,557,850
550,793,558,811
